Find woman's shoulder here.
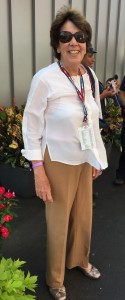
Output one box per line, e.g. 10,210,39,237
33,62,59,80
81,65,98,81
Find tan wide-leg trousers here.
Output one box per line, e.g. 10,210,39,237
44,148,93,288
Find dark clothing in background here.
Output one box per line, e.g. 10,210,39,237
116,76,125,180
99,81,120,117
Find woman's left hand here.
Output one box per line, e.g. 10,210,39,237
92,167,102,180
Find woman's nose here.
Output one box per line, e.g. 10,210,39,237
69,36,78,45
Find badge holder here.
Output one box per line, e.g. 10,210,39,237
78,121,96,150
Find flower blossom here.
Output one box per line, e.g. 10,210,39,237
0,187,5,195
3,214,13,222
9,140,18,149
4,191,14,199
0,204,6,210
0,187,17,242
12,192,16,198
1,226,9,238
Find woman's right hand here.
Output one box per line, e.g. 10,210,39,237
33,166,53,203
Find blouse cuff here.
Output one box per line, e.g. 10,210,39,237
21,149,43,161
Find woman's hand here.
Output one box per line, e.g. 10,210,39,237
92,167,102,180
33,166,53,203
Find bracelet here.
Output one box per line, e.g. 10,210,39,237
32,162,44,169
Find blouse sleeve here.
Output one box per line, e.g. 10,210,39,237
21,73,49,161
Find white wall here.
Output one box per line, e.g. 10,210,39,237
0,0,11,106
0,0,125,106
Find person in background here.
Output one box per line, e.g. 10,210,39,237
22,7,108,300
82,45,99,206
82,44,120,116
82,45,112,205
82,44,97,68
105,74,120,107
114,75,125,185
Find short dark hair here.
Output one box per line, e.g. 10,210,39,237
86,42,92,52
50,6,92,60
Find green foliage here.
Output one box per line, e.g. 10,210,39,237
0,258,37,300
0,104,31,168
101,100,122,148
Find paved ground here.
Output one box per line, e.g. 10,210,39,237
2,146,125,300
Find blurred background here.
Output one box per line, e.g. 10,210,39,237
0,0,125,106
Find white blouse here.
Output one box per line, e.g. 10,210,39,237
21,62,108,170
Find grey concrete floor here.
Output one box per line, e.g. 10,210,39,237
2,146,125,300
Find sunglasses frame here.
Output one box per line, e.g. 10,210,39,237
59,31,88,43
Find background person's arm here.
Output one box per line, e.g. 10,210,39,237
100,88,117,101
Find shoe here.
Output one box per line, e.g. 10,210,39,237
49,285,66,299
114,178,124,185
78,264,101,279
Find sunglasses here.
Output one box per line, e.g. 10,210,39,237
59,31,88,43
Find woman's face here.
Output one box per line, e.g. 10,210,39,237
57,20,86,67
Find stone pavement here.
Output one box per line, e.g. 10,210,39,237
2,146,125,300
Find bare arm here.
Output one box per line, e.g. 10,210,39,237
100,88,117,101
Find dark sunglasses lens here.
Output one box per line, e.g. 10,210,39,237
59,32,72,43
75,32,87,43
59,31,88,43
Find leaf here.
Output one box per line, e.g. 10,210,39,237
0,258,37,298
0,110,7,122
17,295,36,300
13,259,26,269
0,292,16,300
11,280,23,289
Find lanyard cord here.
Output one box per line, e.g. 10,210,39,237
58,61,88,121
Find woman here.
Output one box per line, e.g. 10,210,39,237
22,6,108,300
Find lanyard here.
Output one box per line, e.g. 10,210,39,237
58,61,88,122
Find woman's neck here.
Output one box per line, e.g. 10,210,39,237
59,61,86,76
60,61,80,76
